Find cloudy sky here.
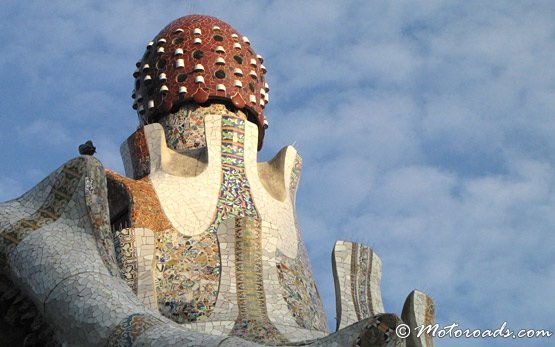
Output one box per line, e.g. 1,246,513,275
1,1,554,346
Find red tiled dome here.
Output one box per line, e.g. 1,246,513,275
132,15,269,148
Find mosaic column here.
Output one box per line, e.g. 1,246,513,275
333,240,385,331
401,290,435,347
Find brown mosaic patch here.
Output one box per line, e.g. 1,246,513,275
107,171,172,291
126,127,151,180
106,171,171,232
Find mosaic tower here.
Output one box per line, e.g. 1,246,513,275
0,15,435,347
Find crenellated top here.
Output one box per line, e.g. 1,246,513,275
121,105,301,206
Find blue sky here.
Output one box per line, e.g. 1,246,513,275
1,1,554,346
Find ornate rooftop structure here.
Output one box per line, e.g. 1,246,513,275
133,15,269,149
0,14,435,347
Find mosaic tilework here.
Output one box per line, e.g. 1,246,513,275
401,290,435,347
106,313,164,347
425,296,435,328
159,104,240,152
0,115,425,347
289,153,302,204
131,323,264,347
106,170,222,322
84,159,119,275
42,271,152,345
159,105,205,152
155,229,220,323
351,243,384,322
231,217,287,345
351,243,371,320
106,171,172,232
275,153,328,332
0,10,438,345
132,228,158,309
0,273,60,346
198,113,285,341
208,114,258,232
107,171,173,292
351,314,404,347
1,157,117,275
127,128,151,179
3,156,160,345
113,227,139,292
333,241,385,331
304,314,405,347
0,158,84,253
0,176,56,257
276,247,328,332
424,295,435,347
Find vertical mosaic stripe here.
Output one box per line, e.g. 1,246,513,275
197,114,285,343
207,115,258,232
424,296,435,347
231,217,286,344
351,244,373,320
425,295,435,326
